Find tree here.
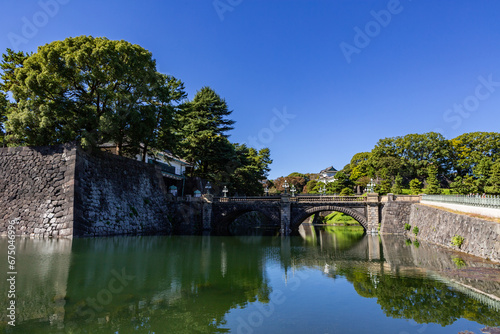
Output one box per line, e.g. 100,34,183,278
273,175,306,194
450,175,476,194
377,168,392,195
304,179,318,193
225,145,272,196
473,157,493,193
0,48,28,93
424,164,441,194
177,86,235,178
0,91,7,146
450,132,500,177
340,187,354,196
327,171,351,194
409,178,422,195
391,174,403,194
0,49,29,146
349,152,373,181
485,162,500,194
1,36,182,154
285,172,309,193
371,132,451,180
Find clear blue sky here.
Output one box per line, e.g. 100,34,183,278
1,0,500,179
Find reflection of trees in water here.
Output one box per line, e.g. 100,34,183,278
299,225,366,252
290,233,500,328
12,236,273,333
4,234,500,333
337,265,500,327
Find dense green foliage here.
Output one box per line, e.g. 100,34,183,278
321,211,359,226
333,131,500,195
409,178,422,195
485,162,500,194
339,265,500,327
391,174,403,194
1,37,186,153
0,91,7,146
0,36,272,195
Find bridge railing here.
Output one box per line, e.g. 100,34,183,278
213,196,281,203
421,194,500,209
290,195,366,203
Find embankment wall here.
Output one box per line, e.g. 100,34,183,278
0,144,76,237
408,204,500,263
0,144,174,237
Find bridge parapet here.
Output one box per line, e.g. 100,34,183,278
290,195,366,203
213,196,281,203
381,194,421,203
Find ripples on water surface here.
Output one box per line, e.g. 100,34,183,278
1,226,499,333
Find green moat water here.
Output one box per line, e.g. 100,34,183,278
1,227,500,333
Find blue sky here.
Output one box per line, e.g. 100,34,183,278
1,0,500,179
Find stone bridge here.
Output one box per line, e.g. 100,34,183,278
203,193,420,235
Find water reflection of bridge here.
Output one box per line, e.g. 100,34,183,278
1,233,499,331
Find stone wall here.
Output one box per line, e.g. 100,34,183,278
73,148,172,237
408,204,500,263
0,144,76,237
0,144,173,238
379,202,413,235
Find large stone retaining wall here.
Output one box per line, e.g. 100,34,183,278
379,202,413,235
408,204,500,263
0,144,173,238
73,148,172,237
0,144,76,237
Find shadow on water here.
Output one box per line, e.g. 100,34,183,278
1,232,499,333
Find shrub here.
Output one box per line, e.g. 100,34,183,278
409,178,422,195
412,226,419,236
404,223,411,231
340,187,354,196
451,235,464,248
413,239,420,248
405,239,412,246
452,257,466,268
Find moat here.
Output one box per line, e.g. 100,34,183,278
1,227,500,333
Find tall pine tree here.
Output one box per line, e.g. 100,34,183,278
391,174,403,194
424,164,441,194
177,87,235,179
485,162,500,194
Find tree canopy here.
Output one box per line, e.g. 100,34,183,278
270,131,500,195
1,36,272,195
1,36,189,159
342,132,500,195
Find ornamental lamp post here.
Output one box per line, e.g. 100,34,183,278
290,184,296,197
319,185,326,196
367,179,375,193
283,180,289,195
205,181,212,195
222,185,228,197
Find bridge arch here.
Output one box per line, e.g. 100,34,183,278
290,205,368,232
212,204,281,234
